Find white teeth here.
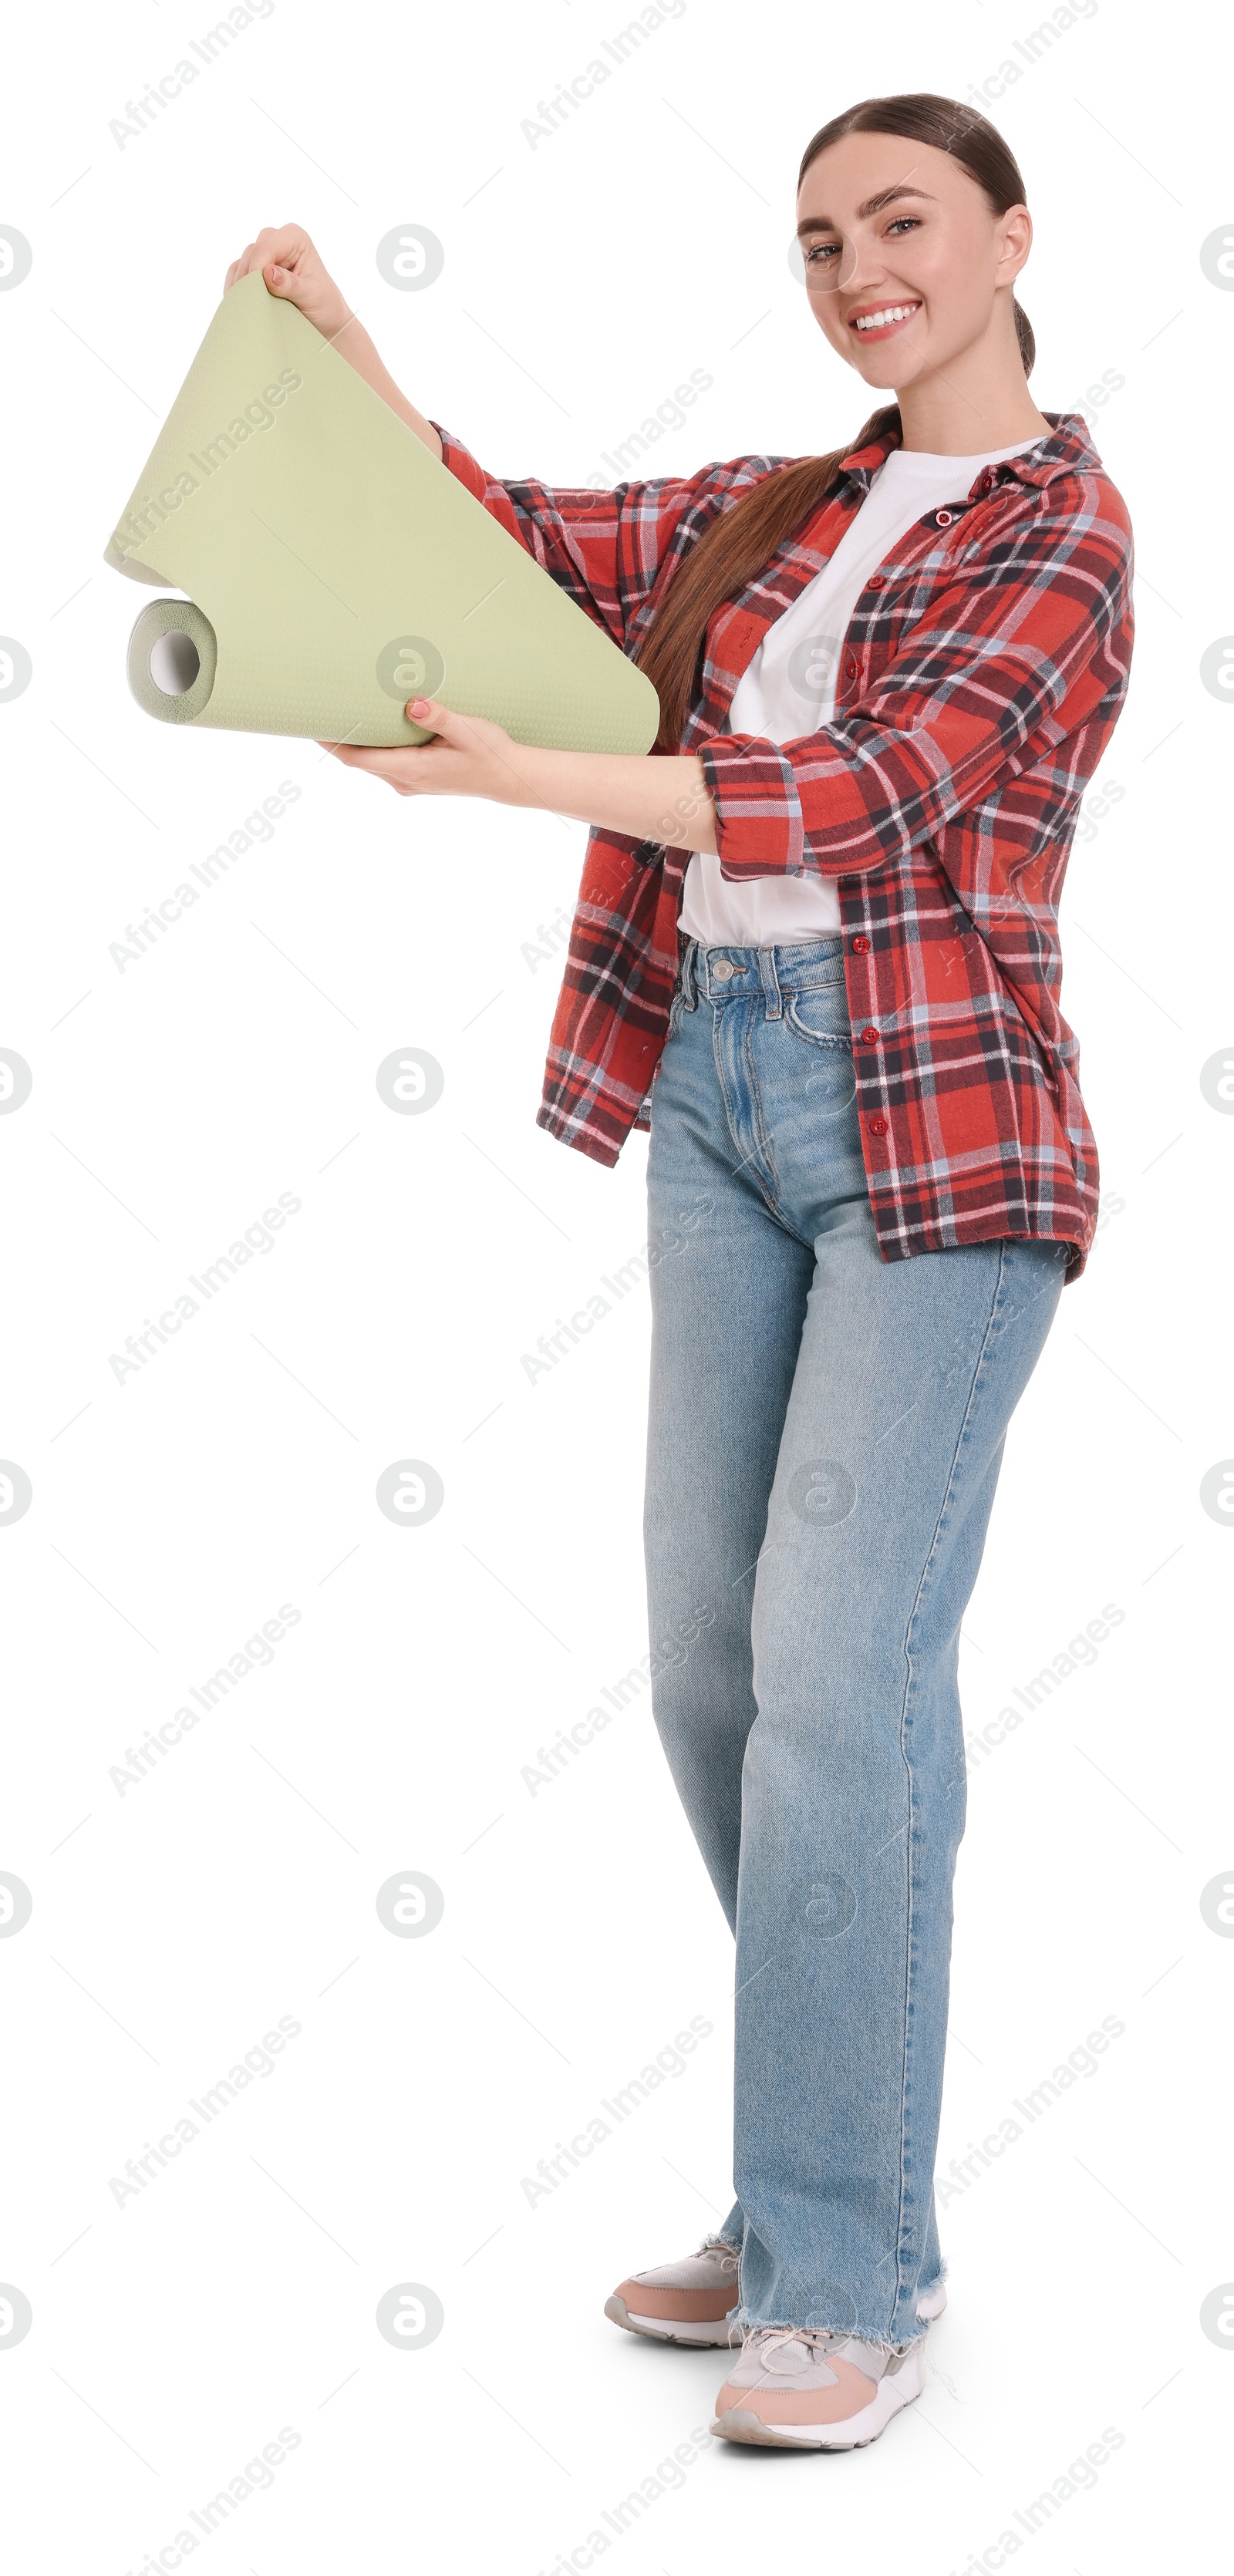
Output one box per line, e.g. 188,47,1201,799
854,304,920,332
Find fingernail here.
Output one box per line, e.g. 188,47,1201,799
408,697,430,714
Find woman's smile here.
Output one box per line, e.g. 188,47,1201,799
846,297,923,342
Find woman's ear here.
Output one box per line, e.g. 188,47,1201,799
995,203,1033,286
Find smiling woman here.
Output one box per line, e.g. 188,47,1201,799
222,86,1133,2461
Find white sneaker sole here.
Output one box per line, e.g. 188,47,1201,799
712,2341,928,2450
605,2280,946,2350
604,2293,737,2348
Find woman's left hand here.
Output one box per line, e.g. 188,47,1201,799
320,698,537,808
321,698,719,854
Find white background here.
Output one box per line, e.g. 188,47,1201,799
1,1,1229,2568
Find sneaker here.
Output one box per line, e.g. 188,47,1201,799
605,2238,741,2346
711,2318,936,2450
606,2245,946,2355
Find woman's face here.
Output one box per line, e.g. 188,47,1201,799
795,131,1032,395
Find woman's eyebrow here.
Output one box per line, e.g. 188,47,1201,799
796,184,936,237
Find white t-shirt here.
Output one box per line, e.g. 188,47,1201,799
679,439,1044,947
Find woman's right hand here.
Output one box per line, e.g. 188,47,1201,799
224,225,349,342
223,220,444,460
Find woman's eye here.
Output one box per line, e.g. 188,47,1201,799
885,217,921,236
805,243,839,264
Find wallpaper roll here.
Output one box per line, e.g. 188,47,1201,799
104,272,660,752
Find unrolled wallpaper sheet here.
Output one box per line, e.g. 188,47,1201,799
104,271,660,751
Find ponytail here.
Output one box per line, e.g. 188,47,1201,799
636,406,898,756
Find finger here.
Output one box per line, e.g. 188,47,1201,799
253,224,313,270
319,742,413,783
261,254,324,313
408,698,501,759
406,695,447,735
258,228,318,298
226,227,313,294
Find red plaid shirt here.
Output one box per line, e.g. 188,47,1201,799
436,413,1134,1278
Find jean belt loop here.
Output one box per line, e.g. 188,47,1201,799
760,945,784,1019
681,938,698,1010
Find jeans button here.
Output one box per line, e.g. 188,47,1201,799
713,959,735,982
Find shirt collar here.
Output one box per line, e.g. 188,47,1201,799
836,411,1100,504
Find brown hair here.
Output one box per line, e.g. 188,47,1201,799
635,93,1035,752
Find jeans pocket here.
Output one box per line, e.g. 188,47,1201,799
784,985,853,1050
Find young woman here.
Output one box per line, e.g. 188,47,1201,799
228,92,1133,2452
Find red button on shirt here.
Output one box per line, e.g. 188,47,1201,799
851,935,871,952
869,1116,889,1136
860,1025,879,1043
867,574,885,591
935,509,953,527
845,659,859,679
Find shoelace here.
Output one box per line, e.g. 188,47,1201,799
700,2239,740,2274
745,2325,842,2371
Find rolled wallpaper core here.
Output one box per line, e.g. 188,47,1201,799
126,598,217,724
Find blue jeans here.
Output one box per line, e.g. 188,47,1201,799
643,937,1067,2346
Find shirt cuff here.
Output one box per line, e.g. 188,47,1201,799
430,423,483,496
697,733,807,879
430,423,525,550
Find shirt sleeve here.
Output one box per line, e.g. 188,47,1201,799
697,480,1135,882
430,423,785,656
